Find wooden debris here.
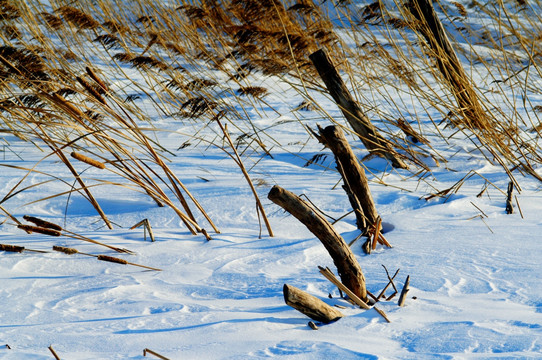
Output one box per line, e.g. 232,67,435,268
268,185,367,301
143,348,170,360
398,275,411,307
319,266,391,323
308,321,319,330
283,284,344,324
314,124,378,230
309,49,407,169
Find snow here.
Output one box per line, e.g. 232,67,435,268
1,0,542,359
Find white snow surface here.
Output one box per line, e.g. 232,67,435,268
1,2,542,359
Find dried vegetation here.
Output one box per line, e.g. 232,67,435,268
0,0,541,237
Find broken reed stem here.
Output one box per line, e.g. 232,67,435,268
217,119,274,237
515,195,524,219
34,122,113,230
23,215,62,231
49,345,60,360
0,204,28,232
143,348,171,360
53,246,161,270
60,229,134,254
130,219,155,241
377,267,400,301
372,217,382,251
48,345,61,360
71,151,106,169
283,284,344,323
98,255,161,271
319,266,390,323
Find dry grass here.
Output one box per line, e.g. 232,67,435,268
0,0,541,236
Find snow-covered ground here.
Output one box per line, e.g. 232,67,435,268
1,0,542,359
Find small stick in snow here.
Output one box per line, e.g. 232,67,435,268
515,195,524,219
130,219,155,242
48,345,61,360
319,266,391,323
308,321,319,330
372,218,381,251
60,229,134,254
143,348,171,359
505,181,514,214
377,266,400,301
5,344,11,349
398,275,411,307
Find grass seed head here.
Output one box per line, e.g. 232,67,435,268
18,224,61,236
53,245,78,255
71,151,106,169
23,215,62,231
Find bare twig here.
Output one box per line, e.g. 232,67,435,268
143,348,170,360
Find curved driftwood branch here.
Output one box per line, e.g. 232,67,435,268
268,185,367,301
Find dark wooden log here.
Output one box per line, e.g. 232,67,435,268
407,0,486,130
309,49,407,169
506,181,514,214
268,185,367,301
315,125,378,229
283,284,344,323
